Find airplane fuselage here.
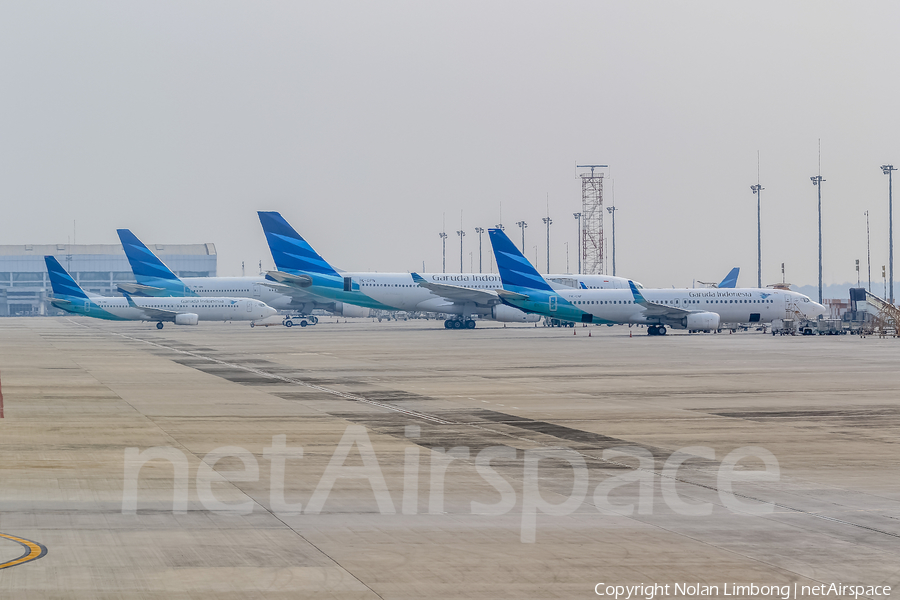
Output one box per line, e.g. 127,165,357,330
502,286,827,328
293,271,639,316
52,295,277,322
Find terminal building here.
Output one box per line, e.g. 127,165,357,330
0,243,216,316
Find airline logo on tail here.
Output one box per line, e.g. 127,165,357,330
718,267,740,289
258,211,341,278
117,229,197,296
44,256,89,300
488,228,555,292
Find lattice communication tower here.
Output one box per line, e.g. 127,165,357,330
577,164,606,274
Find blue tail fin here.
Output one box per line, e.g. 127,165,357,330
45,256,89,299
117,229,196,296
488,228,555,292
258,211,341,277
718,267,740,288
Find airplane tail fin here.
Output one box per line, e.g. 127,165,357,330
718,267,740,288
44,256,89,300
257,211,341,277
488,228,555,292
117,229,195,296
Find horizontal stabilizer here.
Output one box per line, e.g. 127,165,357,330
495,289,530,302
117,283,168,296
265,270,313,288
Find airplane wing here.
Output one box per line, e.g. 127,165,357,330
122,293,180,321
628,281,691,318
410,273,501,305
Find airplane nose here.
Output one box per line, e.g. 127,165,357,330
807,302,827,318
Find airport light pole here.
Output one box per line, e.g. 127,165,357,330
866,210,872,293
474,227,484,273
542,217,552,273
856,259,860,288
606,205,618,276
751,184,764,288
810,174,825,303
516,221,527,252
439,231,448,273
565,242,569,273
573,213,582,274
882,165,896,304
456,229,465,272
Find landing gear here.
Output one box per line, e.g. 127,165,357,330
648,325,667,336
156,322,164,330
444,318,476,329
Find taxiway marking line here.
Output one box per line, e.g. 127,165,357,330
0,533,47,570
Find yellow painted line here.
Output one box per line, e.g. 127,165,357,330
0,533,47,570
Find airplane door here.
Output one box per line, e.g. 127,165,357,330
549,296,558,311
84,300,90,313
247,301,252,312
253,284,261,298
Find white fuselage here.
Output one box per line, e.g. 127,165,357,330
179,276,306,310
350,272,637,314
89,296,277,322
561,287,826,326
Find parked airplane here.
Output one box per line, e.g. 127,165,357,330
45,256,277,328
488,228,826,335
258,211,640,329
116,229,369,319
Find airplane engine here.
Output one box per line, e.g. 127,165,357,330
335,302,370,318
492,305,541,323
685,311,720,331
175,313,199,326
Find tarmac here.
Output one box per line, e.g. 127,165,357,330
1,316,899,599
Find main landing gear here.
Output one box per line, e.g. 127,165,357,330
647,325,667,336
156,322,164,330
444,318,476,329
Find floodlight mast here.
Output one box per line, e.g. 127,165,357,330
810,173,825,304
474,227,485,273
456,229,465,272
573,213,582,274
882,164,896,304
516,221,528,252
751,184,764,288
606,205,618,276
542,217,552,273
439,231,448,273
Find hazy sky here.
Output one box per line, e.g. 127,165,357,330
2,2,899,288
